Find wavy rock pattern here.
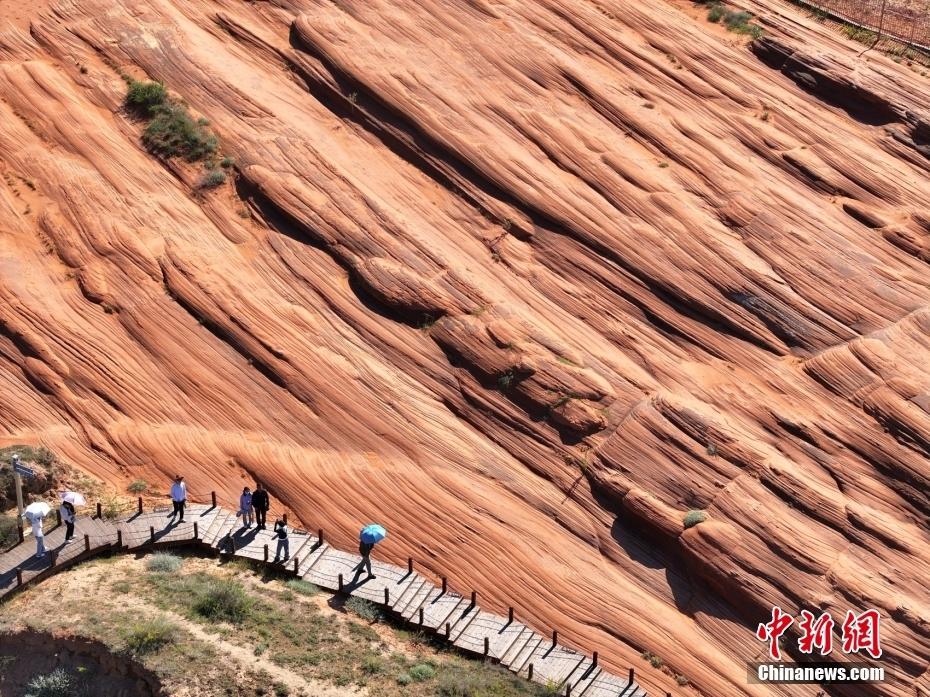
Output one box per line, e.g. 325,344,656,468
0,1,929,695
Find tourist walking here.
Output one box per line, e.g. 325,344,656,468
61,501,76,543
251,484,269,530
169,475,187,523
238,487,253,528
355,524,386,579
272,518,289,563
24,502,51,559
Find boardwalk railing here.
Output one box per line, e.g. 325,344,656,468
792,0,930,52
0,495,653,697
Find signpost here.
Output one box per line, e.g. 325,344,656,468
10,454,36,520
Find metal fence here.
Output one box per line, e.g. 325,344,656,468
795,0,930,51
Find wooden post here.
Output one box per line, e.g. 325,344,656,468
230,535,236,553
16,568,23,586
484,637,489,657
13,469,24,520
17,523,24,544
528,664,533,680
116,529,122,547
293,557,299,574
96,502,102,519
149,526,155,544
418,607,424,626
193,522,199,540
629,667,634,683
445,622,451,637
441,577,447,593
50,550,58,568
407,557,413,574
56,509,61,526
552,629,558,646
565,684,571,697
137,497,143,514
263,544,269,562
508,607,514,624
592,651,598,667
211,491,217,508
84,534,90,552
470,590,477,608
318,529,324,545
338,573,344,592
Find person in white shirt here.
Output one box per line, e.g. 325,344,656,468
30,514,45,558
168,475,187,523
61,501,76,543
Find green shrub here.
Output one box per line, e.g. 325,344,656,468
408,663,436,681
24,668,75,697
361,655,384,674
724,10,752,27
142,103,217,162
192,578,253,623
127,479,148,494
345,596,382,622
198,169,226,189
436,663,551,695
683,510,708,529
0,514,20,550
122,616,176,654
125,80,167,116
707,4,725,22
397,673,413,686
284,579,319,596
220,156,235,168
273,683,289,697
147,553,183,573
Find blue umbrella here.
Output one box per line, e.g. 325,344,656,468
360,524,387,544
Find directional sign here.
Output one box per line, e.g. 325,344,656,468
13,463,35,478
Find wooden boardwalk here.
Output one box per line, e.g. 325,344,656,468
0,503,648,697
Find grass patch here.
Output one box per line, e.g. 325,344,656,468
683,509,708,528
345,596,382,622
127,479,148,494
191,578,254,624
124,80,167,116
435,663,554,695
703,3,764,38
142,103,218,162
284,578,319,596
198,168,227,189
122,616,177,654
146,553,183,573
641,650,665,668
841,24,878,45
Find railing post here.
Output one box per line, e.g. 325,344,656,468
193,522,199,540
508,607,514,624
116,529,122,548
264,544,269,562
338,573,344,592
229,535,237,553
470,590,477,609
484,636,490,657
384,587,390,605
149,526,155,545
293,557,299,574
50,550,58,568
16,568,23,586
629,667,634,683
566,684,572,697
552,629,558,646
17,523,23,543
211,491,217,508
441,576,447,594
407,557,413,574
318,529,324,545
96,502,102,519
418,607,424,626
445,622,451,637
137,497,143,514
56,510,61,525
84,534,90,552
592,651,598,667
528,664,533,680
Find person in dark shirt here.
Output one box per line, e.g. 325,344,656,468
272,518,289,563
356,540,374,579
251,484,270,530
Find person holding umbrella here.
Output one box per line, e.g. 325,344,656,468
168,474,186,523
58,491,86,544
355,524,386,579
24,501,51,558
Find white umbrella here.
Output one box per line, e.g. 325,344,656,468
59,491,87,506
24,501,51,520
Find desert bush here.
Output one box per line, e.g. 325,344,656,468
436,663,553,695
345,596,382,622
707,3,725,22
361,654,384,674
192,578,253,623
142,103,217,162
123,616,176,654
220,156,235,168
408,663,437,681
125,80,167,115
127,479,148,494
147,553,183,573
198,169,227,188
683,509,708,529
24,668,75,697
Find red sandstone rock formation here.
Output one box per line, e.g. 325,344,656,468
0,1,928,695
